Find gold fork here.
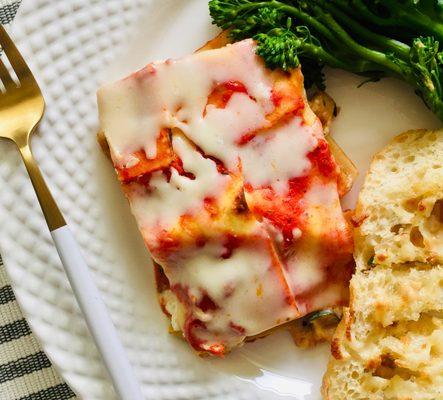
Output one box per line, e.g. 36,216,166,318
0,25,143,400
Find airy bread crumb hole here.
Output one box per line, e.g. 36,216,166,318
402,197,422,213
424,199,442,235
372,354,419,380
410,226,424,247
390,224,410,234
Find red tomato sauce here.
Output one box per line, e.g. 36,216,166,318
229,322,246,335
203,197,218,218
173,285,226,356
307,139,338,178
270,89,283,107
206,80,248,110
246,176,310,243
221,234,243,259
197,293,219,312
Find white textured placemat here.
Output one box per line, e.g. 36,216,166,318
0,1,77,399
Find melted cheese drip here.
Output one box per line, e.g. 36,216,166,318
98,40,274,166
98,40,317,192
176,242,296,330
128,135,230,232
240,117,318,192
190,92,269,169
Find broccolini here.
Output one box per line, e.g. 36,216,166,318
209,0,443,120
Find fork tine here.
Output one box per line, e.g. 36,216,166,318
0,24,34,82
0,56,16,90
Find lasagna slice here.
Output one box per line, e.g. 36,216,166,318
97,39,353,355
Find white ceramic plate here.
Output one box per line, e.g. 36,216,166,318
0,1,441,399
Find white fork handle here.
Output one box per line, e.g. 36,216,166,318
51,226,144,400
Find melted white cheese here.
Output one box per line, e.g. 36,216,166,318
190,92,269,169
98,40,274,167
285,181,343,293
287,240,324,293
128,135,230,233
240,117,318,192
167,238,298,349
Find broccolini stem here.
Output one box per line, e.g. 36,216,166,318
391,7,443,43
299,42,379,74
312,6,407,76
346,0,398,26
335,0,443,43
320,1,410,60
226,1,340,45
269,4,337,44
